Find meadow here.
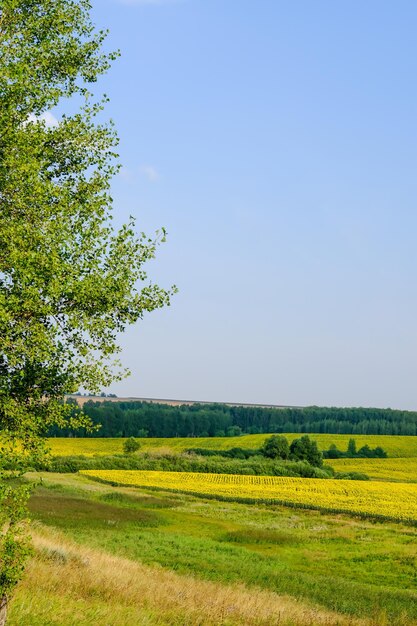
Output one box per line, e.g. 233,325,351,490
8,432,417,624
9,471,417,625
48,433,417,458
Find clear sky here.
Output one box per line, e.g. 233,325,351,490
89,0,417,409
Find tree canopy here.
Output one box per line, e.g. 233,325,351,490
289,436,323,467
0,0,174,617
260,435,290,460
49,400,417,438
123,437,141,455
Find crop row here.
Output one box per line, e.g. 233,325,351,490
81,469,417,523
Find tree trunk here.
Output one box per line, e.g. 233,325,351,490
0,596,7,626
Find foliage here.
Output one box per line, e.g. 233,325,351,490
0,480,32,602
185,447,259,459
347,438,357,456
289,436,323,467
49,400,417,438
39,452,336,479
0,0,174,608
325,443,341,459
123,438,141,455
225,426,242,437
260,435,290,459
189,435,321,466
188,436,319,465
323,439,388,459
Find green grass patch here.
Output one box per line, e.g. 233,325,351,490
97,490,180,509
24,473,417,623
219,528,300,545
29,487,164,529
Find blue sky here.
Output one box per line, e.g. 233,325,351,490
90,0,417,409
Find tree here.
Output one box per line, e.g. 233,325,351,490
290,436,323,467
347,438,357,457
0,1,175,621
123,437,141,455
374,446,387,458
260,435,289,460
325,443,342,459
226,426,242,437
357,445,372,458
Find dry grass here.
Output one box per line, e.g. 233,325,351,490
9,525,367,626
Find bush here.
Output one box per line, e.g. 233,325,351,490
123,437,141,454
325,444,342,459
185,447,258,459
334,472,369,481
260,435,290,460
226,426,242,437
47,451,348,479
323,439,387,459
290,435,323,467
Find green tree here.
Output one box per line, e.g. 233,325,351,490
374,446,387,458
0,1,175,620
326,443,342,459
123,437,141,455
260,435,290,460
290,436,323,467
226,425,242,437
357,445,372,458
347,438,357,457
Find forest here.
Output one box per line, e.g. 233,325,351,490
47,400,417,438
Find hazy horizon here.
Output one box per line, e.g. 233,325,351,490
87,1,417,412
71,392,417,412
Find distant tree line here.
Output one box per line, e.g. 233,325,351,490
71,392,118,398
47,401,417,438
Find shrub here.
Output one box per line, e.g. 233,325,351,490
123,438,141,455
260,435,290,460
290,435,323,467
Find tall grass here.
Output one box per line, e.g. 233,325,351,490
23,473,417,623
9,526,363,626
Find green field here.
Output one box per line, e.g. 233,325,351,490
8,433,417,624
48,433,417,458
8,471,417,626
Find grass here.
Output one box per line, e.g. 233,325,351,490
47,433,417,458
11,431,417,625
12,471,417,625
10,527,357,626
29,487,165,528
